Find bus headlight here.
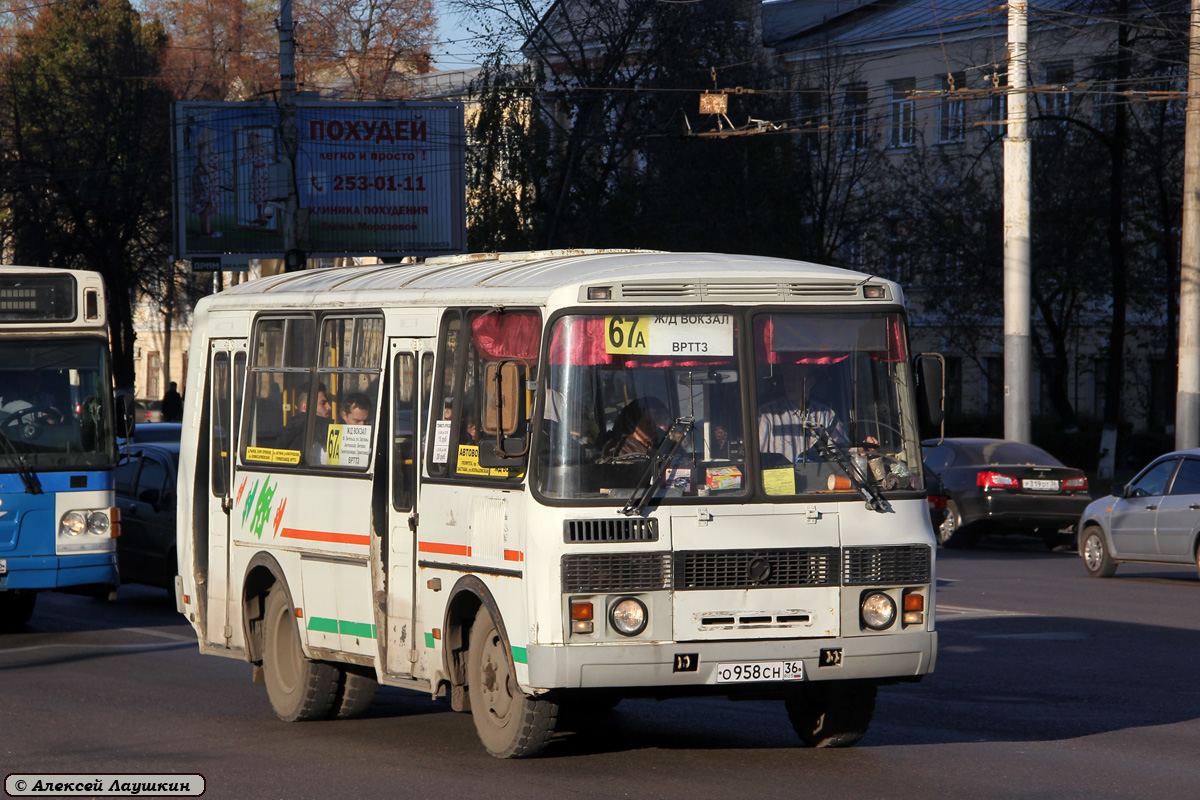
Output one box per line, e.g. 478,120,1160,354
861,592,896,630
61,511,87,536
609,597,648,636
86,511,111,536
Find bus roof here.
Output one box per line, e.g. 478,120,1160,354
203,250,904,309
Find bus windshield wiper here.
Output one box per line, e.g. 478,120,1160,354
0,428,43,495
807,423,889,513
621,417,693,517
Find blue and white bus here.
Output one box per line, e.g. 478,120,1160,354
0,267,121,630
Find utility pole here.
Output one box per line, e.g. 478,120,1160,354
1177,0,1200,449
1004,0,1032,443
279,0,304,271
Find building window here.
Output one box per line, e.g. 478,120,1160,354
1038,362,1057,417
1149,357,1175,430
938,72,966,143
889,78,915,147
987,69,1007,129
796,88,822,154
945,356,962,417
1091,357,1108,418
841,83,869,151
1043,61,1074,117
147,351,161,400
985,356,1003,418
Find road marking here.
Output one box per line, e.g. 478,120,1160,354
937,604,1036,620
0,641,192,655
119,626,197,643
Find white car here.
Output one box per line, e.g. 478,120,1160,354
1078,449,1200,578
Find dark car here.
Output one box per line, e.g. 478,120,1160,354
114,442,179,589
118,421,182,446
135,398,163,423
922,438,1091,549
1078,449,1200,578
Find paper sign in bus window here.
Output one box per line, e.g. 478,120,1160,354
604,314,733,357
432,420,452,463
326,424,372,467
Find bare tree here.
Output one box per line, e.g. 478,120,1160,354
296,0,436,98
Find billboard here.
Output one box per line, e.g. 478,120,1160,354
172,100,466,262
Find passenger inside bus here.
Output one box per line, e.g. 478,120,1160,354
277,381,330,452
757,361,854,464
601,397,669,460
339,392,373,426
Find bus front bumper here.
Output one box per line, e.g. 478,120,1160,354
0,553,119,591
524,630,936,690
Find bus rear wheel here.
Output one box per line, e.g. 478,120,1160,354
467,606,558,758
332,667,379,720
785,681,876,748
0,592,36,632
262,588,339,721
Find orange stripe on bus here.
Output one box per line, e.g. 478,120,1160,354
281,528,371,546
504,550,524,562
419,541,472,556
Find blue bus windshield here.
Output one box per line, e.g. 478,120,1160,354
0,338,116,470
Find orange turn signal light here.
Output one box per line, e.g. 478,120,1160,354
570,602,594,621
903,593,924,612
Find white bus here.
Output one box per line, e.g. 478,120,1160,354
176,250,943,757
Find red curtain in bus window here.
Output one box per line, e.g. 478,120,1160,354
754,317,848,365
877,315,908,362
471,312,541,361
549,317,614,366
753,315,906,364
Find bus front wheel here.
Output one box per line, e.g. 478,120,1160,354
262,588,339,721
785,681,876,748
467,606,558,758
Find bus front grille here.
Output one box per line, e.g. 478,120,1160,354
673,548,839,590
842,545,931,586
561,553,672,592
564,518,659,543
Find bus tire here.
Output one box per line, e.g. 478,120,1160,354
785,681,876,748
262,588,339,722
0,592,36,632
332,667,379,720
467,606,558,758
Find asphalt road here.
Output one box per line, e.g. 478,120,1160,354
3,538,1198,800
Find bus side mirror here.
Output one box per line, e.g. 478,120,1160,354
914,353,945,443
117,391,136,441
483,361,522,436
479,361,529,466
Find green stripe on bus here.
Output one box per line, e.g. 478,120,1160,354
339,620,377,639
511,646,527,664
308,617,376,639
425,632,435,648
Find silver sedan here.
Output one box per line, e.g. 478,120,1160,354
1078,449,1200,578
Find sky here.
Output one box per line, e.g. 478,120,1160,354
431,0,487,69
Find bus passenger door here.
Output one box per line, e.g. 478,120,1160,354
206,340,246,649
382,344,432,676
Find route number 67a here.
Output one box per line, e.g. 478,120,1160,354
605,316,649,355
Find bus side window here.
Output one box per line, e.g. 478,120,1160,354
316,315,383,469
427,311,462,478
245,316,314,466
392,353,416,511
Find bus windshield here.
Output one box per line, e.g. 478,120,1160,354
535,310,923,501
0,339,116,470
